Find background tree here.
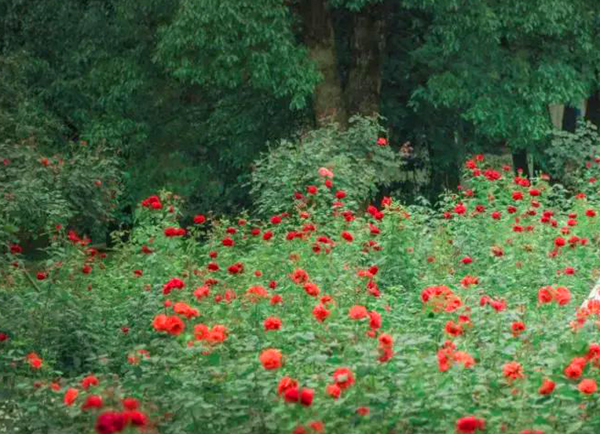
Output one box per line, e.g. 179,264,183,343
2,0,600,244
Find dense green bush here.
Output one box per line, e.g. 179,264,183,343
542,120,600,189
0,140,122,248
251,116,404,216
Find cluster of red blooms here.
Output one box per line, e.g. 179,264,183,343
94,397,148,434
537,285,571,306
26,352,43,369
164,226,186,237
152,314,185,335
68,229,91,246
377,332,394,362
573,299,600,330
193,324,227,344
421,285,462,312
366,204,384,220
460,275,479,288
456,416,485,434
162,277,185,295
325,368,355,399
292,420,324,434
444,316,471,336
562,343,600,394
479,295,507,312
54,373,149,434
277,376,314,406
141,195,162,209
357,265,381,297
437,341,475,372
171,301,199,319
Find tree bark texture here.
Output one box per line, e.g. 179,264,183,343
299,0,347,127
344,3,386,117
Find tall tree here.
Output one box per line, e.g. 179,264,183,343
404,0,600,174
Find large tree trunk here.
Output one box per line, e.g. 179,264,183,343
299,0,346,127
344,3,387,117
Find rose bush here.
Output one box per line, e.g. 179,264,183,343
2,149,600,433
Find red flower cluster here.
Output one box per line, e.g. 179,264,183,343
456,416,485,433
437,341,475,372
421,285,462,312
152,314,185,335
95,408,147,434
164,227,186,237
278,376,314,406
163,277,185,295
537,285,571,305
194,324,227,343
141,195,162,209
26,352,43,369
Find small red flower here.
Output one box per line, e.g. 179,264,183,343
578,378,597,394
82,395,103,410
95,411,126,434
299,388,314,406
333,368,355,390
81,375,99,390
263,317,282,331
538,378,555,395
349,305,368,320
456,416,485,433
259,349,282,370
503,361,524,380
64,388,78,406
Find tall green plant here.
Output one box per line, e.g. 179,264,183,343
251,116,403,215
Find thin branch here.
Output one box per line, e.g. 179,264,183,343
22,268,41,292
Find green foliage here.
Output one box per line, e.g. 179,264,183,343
3,0,600,238
541,120,600,188
0,55,64,146
406,0,600,149
251,116,403,215
0,141,122,246
0,0,319,223
155,0,320,110
3,156,600,433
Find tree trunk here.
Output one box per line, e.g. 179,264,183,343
548,103,564,130
344,3,386,117
299,0,346,127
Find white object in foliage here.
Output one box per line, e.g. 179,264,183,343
582,276,600,309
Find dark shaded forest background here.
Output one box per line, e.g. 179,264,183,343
2,0,600,245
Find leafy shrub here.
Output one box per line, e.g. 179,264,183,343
251,116,404,215
0,140,122,248
542,120,600,188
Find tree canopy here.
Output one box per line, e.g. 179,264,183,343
2,0,600,238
